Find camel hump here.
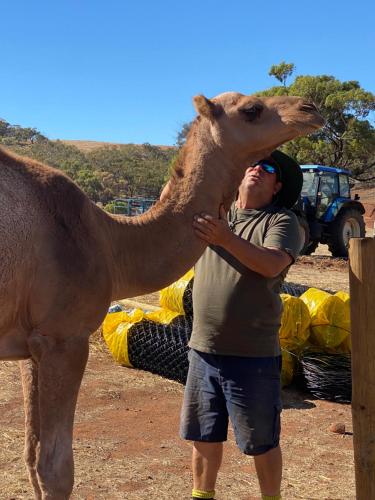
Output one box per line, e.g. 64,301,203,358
0,146,98,285
0,147,90,242
0,148,109,340
0,146,87,221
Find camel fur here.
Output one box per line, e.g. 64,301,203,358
0,91,324,499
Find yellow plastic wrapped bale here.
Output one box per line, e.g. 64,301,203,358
159,269,194,315
279,294,311,352
335,291,351,353
146,308,181,325
102,307,181,367
300,288,350,350
281,349,295,387
102,309,144,367
335,291,350,303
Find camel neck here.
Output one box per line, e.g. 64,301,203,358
99,134,245,300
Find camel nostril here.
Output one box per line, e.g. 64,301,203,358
300,102,319,113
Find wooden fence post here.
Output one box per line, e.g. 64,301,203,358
349,237,375,499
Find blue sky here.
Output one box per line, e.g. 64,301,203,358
1,0,374,145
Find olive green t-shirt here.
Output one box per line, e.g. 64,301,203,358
189,204,303,357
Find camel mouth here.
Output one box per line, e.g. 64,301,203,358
289,112,325,134
298,102,325,129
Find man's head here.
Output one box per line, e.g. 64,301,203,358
237,151,303,210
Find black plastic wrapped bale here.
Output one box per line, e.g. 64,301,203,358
182,277,194,317
281,281,336,297
128,315,193,384
281,282,309,297
300,352,352,403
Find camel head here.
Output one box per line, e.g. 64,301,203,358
193,91,324,162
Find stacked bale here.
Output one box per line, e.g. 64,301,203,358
297,289,352,402
127,315,192,384
299,352,352,403
279,293,311,386
103,271,352,401
300,288,350,350
103,270,194,383
159,269,194,317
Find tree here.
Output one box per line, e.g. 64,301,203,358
1,119,177,201
259,69,375,180
75,169,103,202
176,121,193,147
268,61,295,87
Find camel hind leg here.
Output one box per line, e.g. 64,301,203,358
28,332,89,500
20,358,42,500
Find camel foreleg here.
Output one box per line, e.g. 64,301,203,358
28,333,89,500
20,358,42,500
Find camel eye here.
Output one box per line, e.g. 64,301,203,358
240,104,263,122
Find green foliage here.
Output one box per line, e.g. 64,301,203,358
0,120,177,203
258,69,375,179
268,61,295,86
176,121,193,147
104,200,129,214
87,143,175,201
0,118,47,144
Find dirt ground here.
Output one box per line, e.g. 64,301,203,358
0,243,360,500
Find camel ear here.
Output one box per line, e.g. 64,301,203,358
193,95,222,122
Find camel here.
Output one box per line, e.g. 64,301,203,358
0,91,324,499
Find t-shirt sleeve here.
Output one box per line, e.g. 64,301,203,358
263,211,304,261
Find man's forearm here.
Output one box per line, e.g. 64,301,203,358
221,233,291,278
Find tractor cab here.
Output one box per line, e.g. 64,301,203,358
297,165,365,257
301,165,352,220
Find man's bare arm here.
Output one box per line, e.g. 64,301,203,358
193,206,293,278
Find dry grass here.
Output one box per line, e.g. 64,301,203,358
0,253,357,499
60,140,175,153
0,350,355,499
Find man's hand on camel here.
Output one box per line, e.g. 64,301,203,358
193,205,233,247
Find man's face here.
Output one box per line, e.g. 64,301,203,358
239,163,282,202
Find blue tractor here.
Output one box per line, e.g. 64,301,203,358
112,197,156,216
295,165,366,257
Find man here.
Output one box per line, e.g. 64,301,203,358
180,150,304,500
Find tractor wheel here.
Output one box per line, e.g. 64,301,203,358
328,208,366,257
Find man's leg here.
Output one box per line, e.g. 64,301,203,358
180,351,228,499
192,441,223,493
254,444,282,497
223,355,283,498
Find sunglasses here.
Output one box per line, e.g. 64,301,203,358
250,162,278,175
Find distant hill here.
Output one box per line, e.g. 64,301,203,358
1,118,372,218
61,139,175,153
0,119,177,204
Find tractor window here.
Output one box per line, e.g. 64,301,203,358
316,173,339,218
339,174,350,198
302,172,319,203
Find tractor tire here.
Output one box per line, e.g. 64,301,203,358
328,208,366,257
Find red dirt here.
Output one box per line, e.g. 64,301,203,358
0,348,355,499
0,254,358,499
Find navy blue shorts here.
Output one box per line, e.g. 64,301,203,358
180,349,282,456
